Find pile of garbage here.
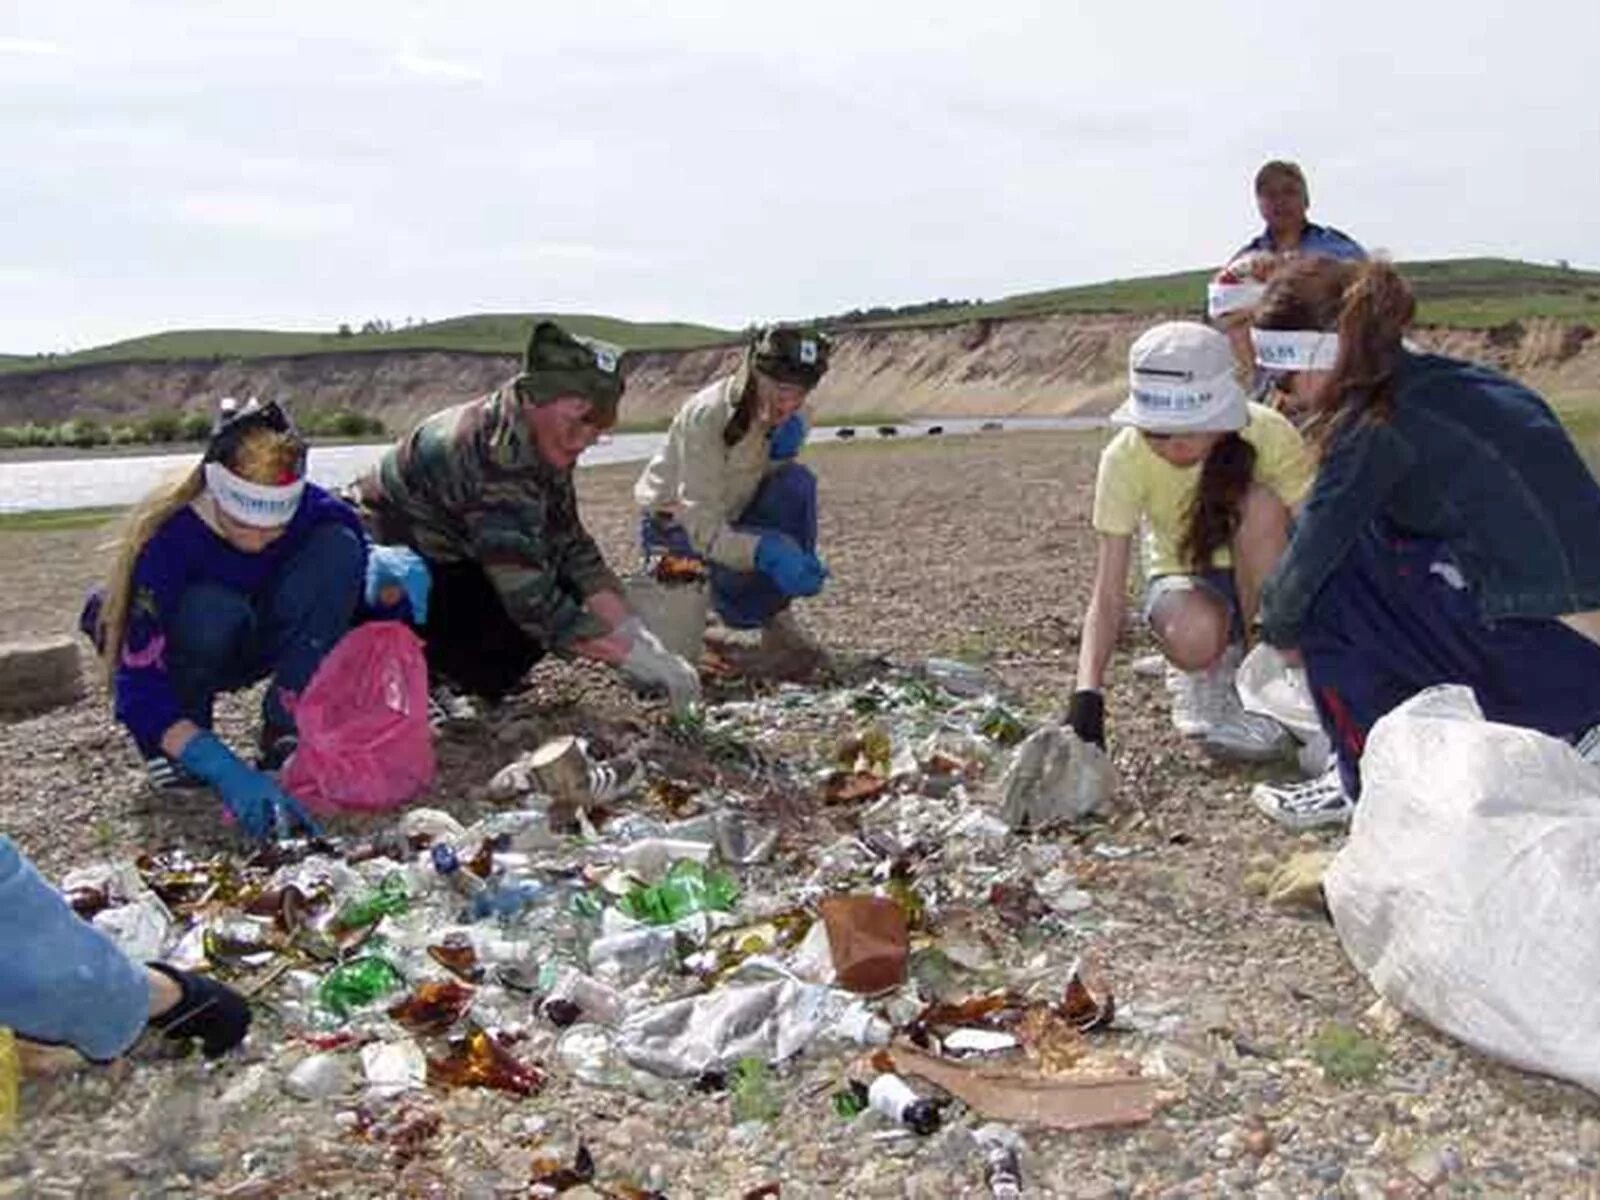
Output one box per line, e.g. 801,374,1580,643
56,657,1157,1193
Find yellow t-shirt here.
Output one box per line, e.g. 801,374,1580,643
1091,402,1312,576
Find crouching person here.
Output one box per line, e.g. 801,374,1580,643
1247,259,1600,829
632,325,831,677
0,836,249,1061
81,400,354,838
1065,322,1312,762
351,321,700,714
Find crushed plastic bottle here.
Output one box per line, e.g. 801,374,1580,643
470,879,549,923
0,1027,17,1134
617,859,738,926
868,1073,941,1135
318,955,406,1017
332,873,409,931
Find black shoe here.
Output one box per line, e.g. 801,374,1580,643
146,963,252,1057
145,754,207,793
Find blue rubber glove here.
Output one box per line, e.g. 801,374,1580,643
768,413,808,461
178,731,322,841
365,545,431,624
754,533,829,597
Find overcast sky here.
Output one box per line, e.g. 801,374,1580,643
3,0,1596,353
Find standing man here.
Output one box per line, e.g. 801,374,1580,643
1235,160,1366,262
352,320,701,713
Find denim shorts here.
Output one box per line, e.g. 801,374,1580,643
1143,570,1245,642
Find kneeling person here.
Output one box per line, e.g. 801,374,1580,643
1067,322,1311,761
632,325,830,675
352,321,699,711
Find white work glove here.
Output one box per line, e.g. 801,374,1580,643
618,619,702,712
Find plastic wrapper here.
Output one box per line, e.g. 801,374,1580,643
616,977,827,1078
92,895,173,962
361,1039,428,1095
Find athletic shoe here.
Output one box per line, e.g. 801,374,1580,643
428,685,481,730
1166,665,1210,737
586,752,645,805
1170,645,1293,761
1577,723,1600,768
145,755,207,793
1251,765,1354,831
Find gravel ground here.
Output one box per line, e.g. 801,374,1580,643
2,430,1598,1199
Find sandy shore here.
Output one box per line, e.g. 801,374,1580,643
1,430,1595,1197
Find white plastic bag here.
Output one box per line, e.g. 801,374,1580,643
1235,643,1322,742
1324,686,1600,1092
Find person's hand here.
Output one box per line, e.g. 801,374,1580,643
641,513,697,559
1064,689,1106,749
178,731,323,840
619,624,702,711
365,545,431,623
754,533,828,597
767,413,808,461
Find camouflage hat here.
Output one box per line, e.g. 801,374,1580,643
750,324,830,389
515,320,626,421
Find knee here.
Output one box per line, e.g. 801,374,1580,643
1150,589,1230,671
768,460,817,501
172,584,253,665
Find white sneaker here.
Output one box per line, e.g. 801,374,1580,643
1577,724,1600,768
1171,646,1293,762
1251,766,1354,831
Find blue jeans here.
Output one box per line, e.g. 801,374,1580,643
166,523,363,746
714,463,820,630
0,837,149,1061
1302,523,1600,797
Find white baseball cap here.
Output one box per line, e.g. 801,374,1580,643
1109,321,1249,434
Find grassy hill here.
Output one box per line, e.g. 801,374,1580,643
0,313,739,377
845,257,1600,331
4,258,1597,378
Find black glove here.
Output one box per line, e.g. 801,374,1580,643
147,963,252,1057
1065,689,1106,749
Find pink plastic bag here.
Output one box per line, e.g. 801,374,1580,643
281,622,435,815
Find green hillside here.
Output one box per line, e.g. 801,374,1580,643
0,313,739,377
842,257,1600,331
4,258,1597,378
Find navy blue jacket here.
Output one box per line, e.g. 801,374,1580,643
1260,352,1600,646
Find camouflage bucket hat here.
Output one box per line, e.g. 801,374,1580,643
750,325,831,389
515,321,626,422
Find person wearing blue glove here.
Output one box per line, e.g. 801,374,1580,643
633,325,832,678
178,730,321,839
78,399,365,813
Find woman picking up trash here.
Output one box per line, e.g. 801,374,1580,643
1064,321,1313,761
1246,258,1600,829
632,325,831,677
0,836,250,1063
351,321,701,715
81,400,359,839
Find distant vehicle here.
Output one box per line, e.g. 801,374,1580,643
834,427,856,439
876,425,899,438
926,425,945,436
979,420,1004,432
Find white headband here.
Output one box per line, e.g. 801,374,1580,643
1251,328,1341,371
1207,281,1267,320
203,461,306,528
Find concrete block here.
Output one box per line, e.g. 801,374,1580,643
0,637,83,718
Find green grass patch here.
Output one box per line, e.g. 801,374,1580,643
0,506,123,532
1310,1021,1386,1085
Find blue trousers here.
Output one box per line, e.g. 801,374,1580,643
1301,524,1600,797
714,463,819,629
0,837,149,1062
166,523,363,748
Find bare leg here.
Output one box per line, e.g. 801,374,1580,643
147,966,183,1018
1230,484,1292,632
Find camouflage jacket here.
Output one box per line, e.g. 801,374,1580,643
352,381,621,648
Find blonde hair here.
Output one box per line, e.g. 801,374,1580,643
97,427,304,687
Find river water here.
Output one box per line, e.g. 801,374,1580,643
0,416,1101,513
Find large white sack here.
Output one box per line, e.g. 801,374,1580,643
1324,685,1600,1092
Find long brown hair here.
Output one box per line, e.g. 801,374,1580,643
96,427,304,687
721,368,762,448
1255,257,1416,450
1179,433,1259,571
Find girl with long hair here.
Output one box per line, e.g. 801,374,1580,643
1065,321,1313,761
81,399,368,838
632,324,831,677
1248,258,1600,828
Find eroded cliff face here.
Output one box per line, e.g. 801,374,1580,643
0,314,1592,431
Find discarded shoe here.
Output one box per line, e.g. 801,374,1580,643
1251,766,1353,831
